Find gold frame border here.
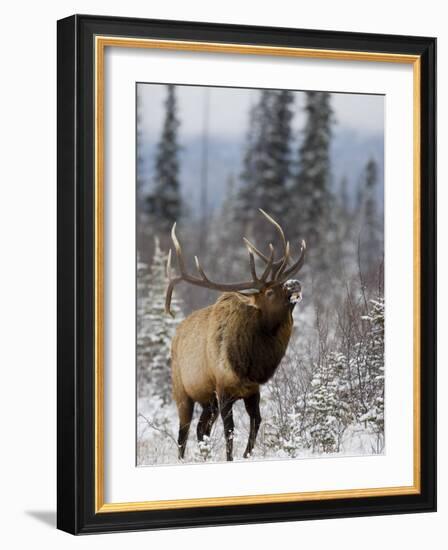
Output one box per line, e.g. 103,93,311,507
94,36,422,513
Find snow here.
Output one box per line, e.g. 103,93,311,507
137,296,385,466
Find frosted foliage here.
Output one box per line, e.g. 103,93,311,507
359,298,385,448
137,238,184,402
136,84,385,466
137,291,385,465
260,296,384,459
307,352,354,453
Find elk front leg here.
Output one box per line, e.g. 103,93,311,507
219,394,235,461
243,391,261,458
176,396,194,460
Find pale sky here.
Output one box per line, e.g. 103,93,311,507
137,83,384,143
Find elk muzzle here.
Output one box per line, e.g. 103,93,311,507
283,279,302,305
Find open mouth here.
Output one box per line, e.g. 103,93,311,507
289,291,302,305
283,279,303,305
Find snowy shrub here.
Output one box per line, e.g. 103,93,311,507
307,352,353,453
359,297,385,452
194,436,213,462
135,85,385,465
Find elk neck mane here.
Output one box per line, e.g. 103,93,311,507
213,292,293,385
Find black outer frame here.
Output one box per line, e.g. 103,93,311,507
57,14,436,535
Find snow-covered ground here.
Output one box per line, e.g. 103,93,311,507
137,247,385,467
137,393,383,467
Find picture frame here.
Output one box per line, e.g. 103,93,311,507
57,14,436,534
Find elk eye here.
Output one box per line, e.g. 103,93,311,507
265,289,274,298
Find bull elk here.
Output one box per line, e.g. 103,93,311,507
165,209,306,461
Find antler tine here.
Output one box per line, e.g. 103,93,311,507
171,222,186,274
259,209,288,257
276,240,307,283
244,237,285,279
245,243,259,281
165,222,269,316
273,241,290,281
166,248,172,279
244,235,285,272
194,255,209,281
260,243,275,281
165,246,182,317
243,237,270,264
165,279,177,318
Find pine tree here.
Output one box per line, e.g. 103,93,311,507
146,85,182,231
293,91,334,253
237,89,294,244
137,238,184,401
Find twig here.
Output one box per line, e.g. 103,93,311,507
137,412,179,448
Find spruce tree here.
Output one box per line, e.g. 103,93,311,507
146,85,182,231
137,238,184,401
237,89,294,245
293,91,334,253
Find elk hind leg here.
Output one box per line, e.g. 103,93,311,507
197,395,218,442
219,395,235,462
176,395,194,460
243,392,261,458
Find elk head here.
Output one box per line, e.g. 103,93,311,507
165,209,306,322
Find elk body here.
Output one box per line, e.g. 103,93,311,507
165,210,306,461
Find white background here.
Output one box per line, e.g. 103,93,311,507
105,48,414,502
0,1,444,548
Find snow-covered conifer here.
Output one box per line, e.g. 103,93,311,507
137,238,184,401
292,91,334,255
237,89,294,244
307,351,352,453
146,85,182,231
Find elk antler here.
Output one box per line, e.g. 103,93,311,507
165,223,274,316
243,209,306,285
274,239,306,284
165,211,306,316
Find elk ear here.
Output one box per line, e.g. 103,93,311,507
236,291,259,308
